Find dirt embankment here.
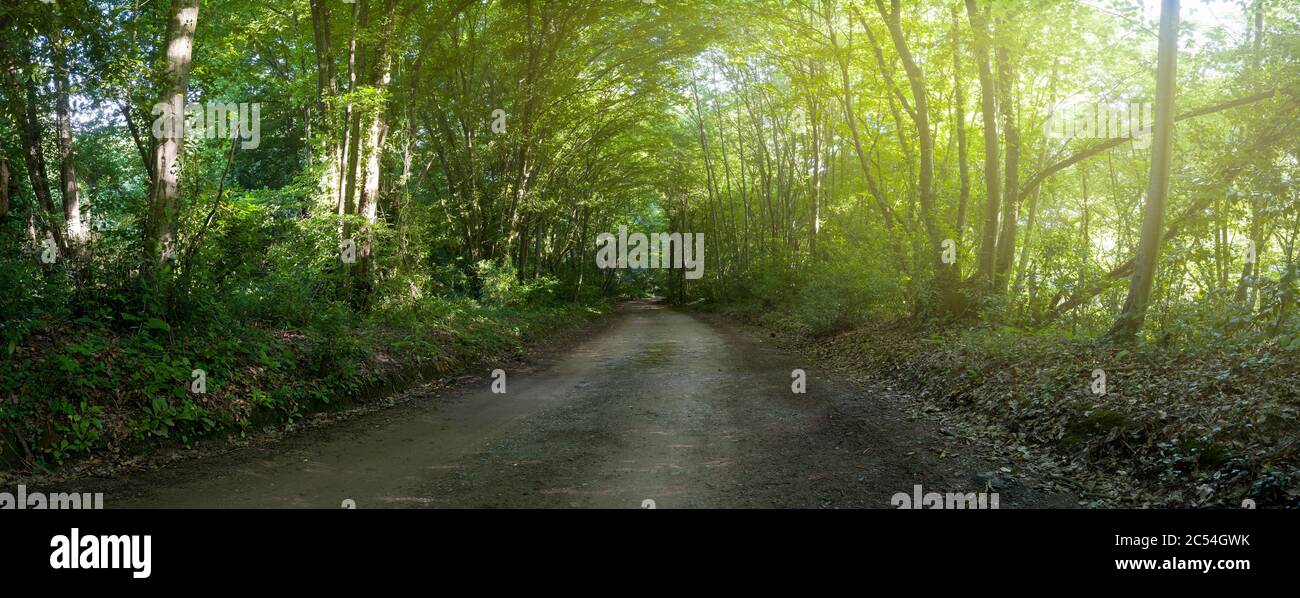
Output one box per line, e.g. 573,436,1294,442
705,305,1300,508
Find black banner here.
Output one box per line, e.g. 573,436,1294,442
0,509,1280,589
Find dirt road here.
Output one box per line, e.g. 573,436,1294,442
88,301,1072,508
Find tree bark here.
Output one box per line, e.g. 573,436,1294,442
350,0,398,289
877,0,959,315
51,7,85,243
3,49,66,251
310,0,340,211
1010,59,1058,299
992,42,1021,293
1233,194,1263,309
1104,0,1180,343
0,159,11,221
144,0,199,270
965,0,1000,287
952,7,970,243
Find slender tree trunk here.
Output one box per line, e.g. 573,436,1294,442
4,49,66,252
51,8,84,243
342,0,367,239
805,83,820,260
1234,0,1267,309
310,0,340,210
826,22,911,284
992,43,1021,293
1106,0,1180,342
690,76,723,273
1010,59,1058,299
712,87,742,269
339,1,359,219
952,7,970,243
830,27,895,230
966,0,1000,287
0,159,11,220
877,0,958,315
1233,194,1263,309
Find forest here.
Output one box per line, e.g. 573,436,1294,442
2,0,1298,508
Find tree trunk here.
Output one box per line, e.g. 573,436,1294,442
0,159,10,220
1010,59,1058,299
805,84,820,260
1233,195,1262,309
830,27,897,231
877,0,958,315
992,42,1021,293
51,8,85,244
310,0,340,211
341,0,366,244
4,49,66,251
966,0,1000,288
338,0,359,219
952,7,970,243
144,0,199,270
350,0,398,290
1105,0,1180,343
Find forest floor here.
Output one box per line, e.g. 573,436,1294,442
20,300,1076,508
709,302,1300,508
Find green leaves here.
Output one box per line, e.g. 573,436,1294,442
145,318,172,334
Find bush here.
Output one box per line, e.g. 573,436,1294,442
475,258,558,307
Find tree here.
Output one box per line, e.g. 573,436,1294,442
1105,0,1180,342
51,2,85,244
991,23,1021,294
309,0,340,209
0,158,11,221
3,41,66,253
965,0,1000,289
875,0,960,315
144,0,199,274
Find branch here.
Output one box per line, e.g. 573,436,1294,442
1035,119,1296,325
180,127,241,284
118,99,153,187
1018,89,1279,204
